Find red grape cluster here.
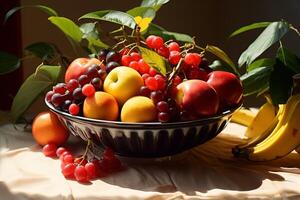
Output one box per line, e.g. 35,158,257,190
46,64,107,116
42,143,122,183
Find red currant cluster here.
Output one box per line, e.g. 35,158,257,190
42,143,122,183
46,64,107,116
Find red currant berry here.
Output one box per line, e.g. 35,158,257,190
152,36,164,49
108,158,122,172
119,47,130,55
82,83,95,97
184,53,202,67
46,91,54,102
145,77,158,91
146,35,156,48
169,51,181,65
63,154,74,164
85,162,96,179
42,143,57,157
157,101,169,112
59,151,71,161
130,52,141,61
142,73,150,81
69,103,80,116
172,75,182,86
74,165,89,182
67,79,80,92
139,86,151,97
158,112,170,122
56,147,67,157
138,59,150,74
121,55,132,66
62,163,76,178
149,68,157,77
154,75,166,90
157,46,170,58
168,42,180,52
128,61,140,71
74,157,88,166
103,148,115,161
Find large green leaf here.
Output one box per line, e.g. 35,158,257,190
238,21,290,67
205,45,239,75
247,58,275,72
147,23,166,32
240,66,272,96
0,51,20,75
127,6,156,19
25,42,56,61
229,22,271,38
277,47,300,73
209,60,236,74
80,22,109,51
11,65,62,122
4,5,58,23
138,46,168,75
269,59,294,105
79,10,136,29
48,17,83,43
140,0,170,11
147,30,193,43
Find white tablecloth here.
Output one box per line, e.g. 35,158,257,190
1,122,300,200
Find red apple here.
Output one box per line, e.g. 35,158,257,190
174,80,219,117
207,71,243,108
64,58,103,83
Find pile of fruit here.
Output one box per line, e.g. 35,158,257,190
46,35,243,123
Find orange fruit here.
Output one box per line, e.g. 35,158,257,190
83,91,119,121
32,111,69,146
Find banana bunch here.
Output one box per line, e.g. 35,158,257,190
231,94,300,161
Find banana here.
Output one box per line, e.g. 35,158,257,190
245,102,277,138
234,94,300,161
235,104,285,149
231,108,255,127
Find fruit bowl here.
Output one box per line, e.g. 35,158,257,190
46,99,240,158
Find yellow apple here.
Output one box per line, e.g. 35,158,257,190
121,96,157,122
103,66,144,105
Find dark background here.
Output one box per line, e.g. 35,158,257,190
1,0,300,111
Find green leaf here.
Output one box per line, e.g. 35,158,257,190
240,66,272,96
4,5,58,23
11,65,62,122
147,23,166,32
277,47,300,73
269,59,294,105
0,51,20,75
229,22,271,38
209,60,236,73
141,0,170,11
80,22,109,51
25,42,56,60
127,6,156,19
138,46,168,75
79,10,136,29
48,17,83,43
247,58,275,72
147,30,193,43
205,45,239,75
238,21,290,67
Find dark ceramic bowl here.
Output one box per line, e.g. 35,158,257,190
45,99,239,158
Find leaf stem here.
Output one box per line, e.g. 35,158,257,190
290,25,300,37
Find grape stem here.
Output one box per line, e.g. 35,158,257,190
167,58,184,84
